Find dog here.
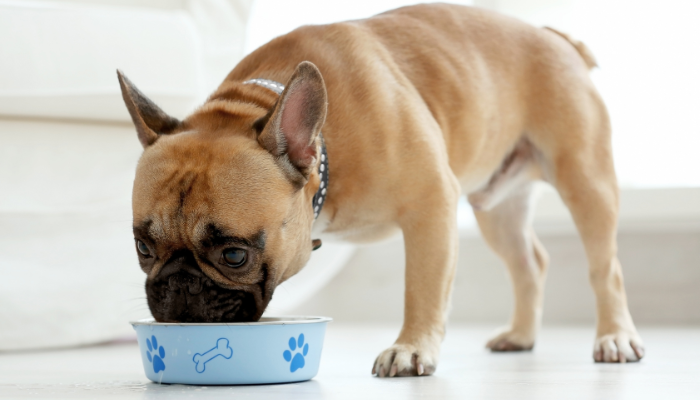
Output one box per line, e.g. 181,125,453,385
119,3,644,377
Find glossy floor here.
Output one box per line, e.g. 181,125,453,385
1,325,699,399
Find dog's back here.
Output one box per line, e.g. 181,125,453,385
360,4,600,184
229,4,599,194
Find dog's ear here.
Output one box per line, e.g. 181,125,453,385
255,61,328,185
117,70,181,148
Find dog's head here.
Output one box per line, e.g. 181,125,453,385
120,62,327,322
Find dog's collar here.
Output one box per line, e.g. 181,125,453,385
243,78,328,219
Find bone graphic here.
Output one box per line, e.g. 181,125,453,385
192,338,233,373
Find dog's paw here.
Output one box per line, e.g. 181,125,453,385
593,332,645,363
372,343,436,378
486,327,535,352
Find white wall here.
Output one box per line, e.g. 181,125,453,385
477,0,700,188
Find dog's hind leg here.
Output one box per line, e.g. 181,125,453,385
474,181,549,351
545,127,644,363
529,78,644,362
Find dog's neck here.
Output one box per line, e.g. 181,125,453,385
243,78,328,220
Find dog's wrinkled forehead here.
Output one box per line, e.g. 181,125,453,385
132,133,292,246
133,218,266,257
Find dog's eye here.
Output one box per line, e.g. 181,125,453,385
136,240,151,257
222,248,247,268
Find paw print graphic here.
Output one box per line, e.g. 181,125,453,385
283,333,309,373
146,335,166,373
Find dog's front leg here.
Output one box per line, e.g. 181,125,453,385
372,176,460,377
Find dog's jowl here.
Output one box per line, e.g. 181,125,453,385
121,4,644,377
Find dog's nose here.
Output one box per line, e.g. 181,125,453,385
168,271,204,295
157,249,203,294
158,249,202,278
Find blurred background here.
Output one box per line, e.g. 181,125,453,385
1,0,698,351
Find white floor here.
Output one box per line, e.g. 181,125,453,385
1,325,699,399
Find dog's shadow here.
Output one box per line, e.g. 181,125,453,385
143,379,321,397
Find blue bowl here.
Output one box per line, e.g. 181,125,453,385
131,316,331,385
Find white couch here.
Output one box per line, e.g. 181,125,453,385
0,0,354,351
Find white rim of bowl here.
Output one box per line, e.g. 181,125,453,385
130,316,332,326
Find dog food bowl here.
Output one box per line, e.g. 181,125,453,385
131,316,331,385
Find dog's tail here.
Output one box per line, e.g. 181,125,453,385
543,26,598,70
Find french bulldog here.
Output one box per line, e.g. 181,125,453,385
120,3,644,377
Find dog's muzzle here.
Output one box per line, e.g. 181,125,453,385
146,251,259,323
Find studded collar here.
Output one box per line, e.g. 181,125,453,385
243,78,329,220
